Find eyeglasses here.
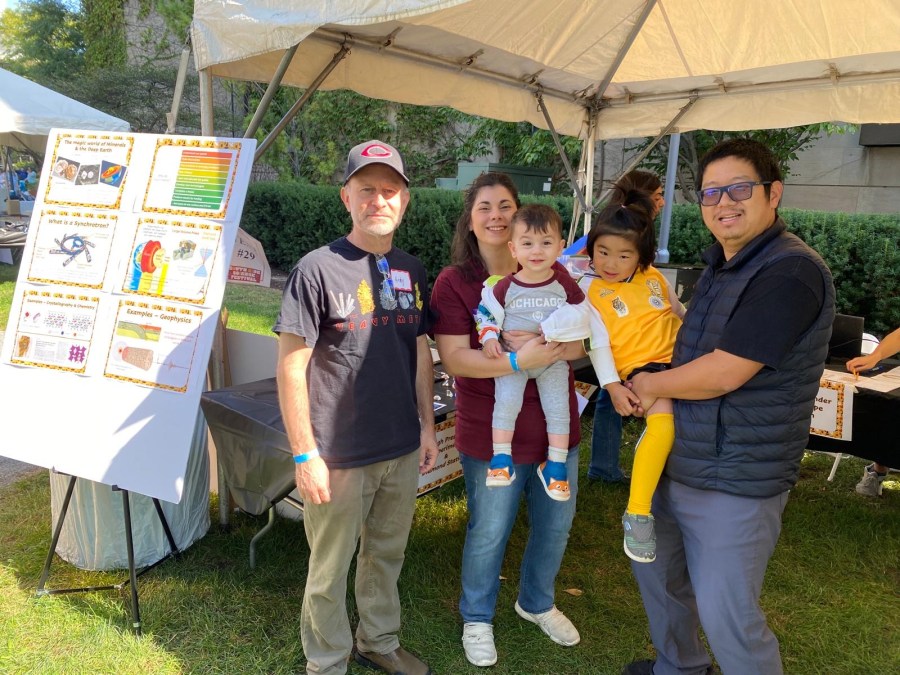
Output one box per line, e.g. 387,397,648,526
695,181,772,207
375,253,397,308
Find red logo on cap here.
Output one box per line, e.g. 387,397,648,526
361,144,392,158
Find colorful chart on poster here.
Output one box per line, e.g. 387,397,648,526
121,216,222,305
9,290,100,373
171,150,231,209
143,139,241,219
103,300,203,392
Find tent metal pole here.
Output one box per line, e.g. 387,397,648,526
594,97,696,207
567,142,585,246
592,0,657,100
567,119,592,247
166,45,192,134
581,114,598,239
601,68,900,109
199,69,215,135
535,92,588,213
244,43,301,139
657,132,681,263
254,43,351,163
312,28,577,107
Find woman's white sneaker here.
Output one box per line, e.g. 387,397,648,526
514,601,580,646
462,622,498,666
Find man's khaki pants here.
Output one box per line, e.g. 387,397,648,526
300,450,419,675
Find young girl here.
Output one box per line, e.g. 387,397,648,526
583,187,685,563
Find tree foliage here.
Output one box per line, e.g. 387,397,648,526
0,0,198,138
632,125,851,201
81,0,126,70
0,0,84,80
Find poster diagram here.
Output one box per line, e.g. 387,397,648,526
43,133,133,209
26,209,118,288
9,290,99,373
121,217,222,304
143,138,241,219
103,300,204,392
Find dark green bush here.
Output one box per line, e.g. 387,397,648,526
664,205,900,335
240,182,899,336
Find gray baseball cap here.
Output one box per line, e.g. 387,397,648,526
343,140,409,185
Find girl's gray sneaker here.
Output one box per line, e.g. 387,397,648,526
622,512,656,563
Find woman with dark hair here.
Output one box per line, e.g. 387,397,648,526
430,173,584,667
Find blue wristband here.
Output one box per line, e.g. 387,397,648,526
508,352,520,372
294,448,320,464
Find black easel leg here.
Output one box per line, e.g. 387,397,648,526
37,474,77,595
121,490,142,637
152,498,180,558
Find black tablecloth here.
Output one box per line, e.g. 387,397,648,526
805,364,899,467
200,371,457,515
574,359,899,468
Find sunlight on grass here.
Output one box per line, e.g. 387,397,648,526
222,282,282,335
0,261,18,328
1,267,898,673
2,432,896,673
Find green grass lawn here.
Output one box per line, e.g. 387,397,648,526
1,430,897,673
0,261,18,328
0,268,898,673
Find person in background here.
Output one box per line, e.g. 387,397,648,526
588,169,665,485
275,140,438,675
431,173,584,668
624,138,835,675
847,325,900,496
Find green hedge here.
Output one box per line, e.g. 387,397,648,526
240,182,899,335
663,206,900,335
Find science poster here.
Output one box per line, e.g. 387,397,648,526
0,130,256,503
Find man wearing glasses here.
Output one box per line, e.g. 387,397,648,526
275,140,438,675
623,138,835,675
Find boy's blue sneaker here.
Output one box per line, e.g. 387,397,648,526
486,453,515,487
537,460,570,501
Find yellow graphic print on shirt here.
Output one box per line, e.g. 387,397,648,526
358,279,375,315
415,282,423,310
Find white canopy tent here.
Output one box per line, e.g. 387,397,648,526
0,68,130,209
189,0,900,237
0,67,130,156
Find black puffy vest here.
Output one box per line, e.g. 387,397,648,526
668,220,835,497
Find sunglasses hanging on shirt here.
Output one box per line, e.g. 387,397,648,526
375,253,398,310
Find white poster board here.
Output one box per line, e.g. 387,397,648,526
810,378,854,442
0,130,256,503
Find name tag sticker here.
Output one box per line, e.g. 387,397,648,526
391,269,412,291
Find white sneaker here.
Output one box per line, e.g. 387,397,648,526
855,464,886,497
514,601,580,646
462,622,497,667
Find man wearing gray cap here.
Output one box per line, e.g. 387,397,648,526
275,140,438,675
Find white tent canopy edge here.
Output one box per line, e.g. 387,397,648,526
0,67,130,157
189,0,900,238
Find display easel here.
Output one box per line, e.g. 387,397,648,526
36,473,181,636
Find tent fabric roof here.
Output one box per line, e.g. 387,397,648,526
191,0,900,139
0,68,130,155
